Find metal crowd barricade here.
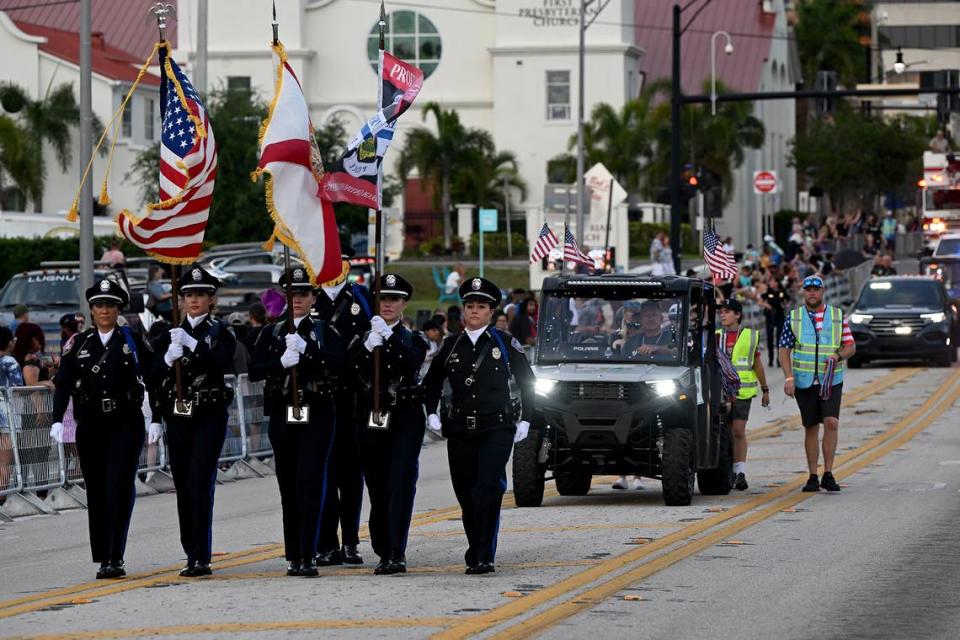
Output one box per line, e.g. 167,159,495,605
237,374,272,460
895,232,924,259
218,375,246,465
7,386,64,493
0,388,24,499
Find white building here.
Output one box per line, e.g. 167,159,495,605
0,11,161,220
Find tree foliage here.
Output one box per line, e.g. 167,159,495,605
794,0,873,88
789,110,933,211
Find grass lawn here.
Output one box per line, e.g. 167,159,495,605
387,265,530,316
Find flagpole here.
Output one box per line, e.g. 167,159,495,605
272,3,304,422
370,0,386,426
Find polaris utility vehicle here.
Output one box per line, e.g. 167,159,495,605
512,274,730,507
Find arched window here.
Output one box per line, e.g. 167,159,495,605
368,11,441,78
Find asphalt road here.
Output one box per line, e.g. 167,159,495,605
0,360,957,640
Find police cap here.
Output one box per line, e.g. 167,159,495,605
459,276,502,307
380,273,413,300
179,264,220,294
86,279,129,307
279,266,315,291
340,241,356,260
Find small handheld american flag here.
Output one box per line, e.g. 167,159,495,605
563,227,594,266
530,223,559,264
703,229,738,280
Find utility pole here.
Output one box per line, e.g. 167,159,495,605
79,0,93,317
669,4,682,275
575,0,587,246
196,0,208,95
503,175,513,257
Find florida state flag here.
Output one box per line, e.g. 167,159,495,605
320,52,424,209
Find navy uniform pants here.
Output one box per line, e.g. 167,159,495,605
75,412,144,564
165,409,228,564
268,404,335,564
318,394,364,552
362,407,425,561
446,428,514,566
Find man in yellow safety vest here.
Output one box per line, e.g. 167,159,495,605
717,299,770,490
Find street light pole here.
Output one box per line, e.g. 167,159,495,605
669,4,682,275
79,0,93,317
710,30,733,116
575,0,586,245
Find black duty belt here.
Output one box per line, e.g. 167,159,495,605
387,385,423,407
449,400,518,430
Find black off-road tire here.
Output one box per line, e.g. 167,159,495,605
935,348,953,368
661,428,695,506
512,432,545,507
555,470,592,496
697,418,734,496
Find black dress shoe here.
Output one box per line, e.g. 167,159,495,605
374,559,395,575
465,564,480,575
388,552,406,574
342,544,364,565
475,561,495,575
820,471,841,492
734,473,749,491
286,561,301,576
299,559,319,577
179,561,197,578
315,549,342,566
802,474,820,492
192,562,212,577
96,562,112,579
98,561,125,579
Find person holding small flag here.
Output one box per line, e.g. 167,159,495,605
778,275,855,493
152,265,236,578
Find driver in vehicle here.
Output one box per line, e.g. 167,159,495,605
619,300,675,360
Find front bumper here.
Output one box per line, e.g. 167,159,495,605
851,323,950,359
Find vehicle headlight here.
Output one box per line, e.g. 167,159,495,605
648,380,677,397
535,378,557,396
921,312,946,323
850,313,873,324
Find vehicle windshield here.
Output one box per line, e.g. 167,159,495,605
856,280,943,309
934,238,960,256
0,273,80,308
925,262,960,298
537,293,685,364
925,189,960,212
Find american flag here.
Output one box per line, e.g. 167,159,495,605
703,229,738,280
563,227,594,266
118,46,217,262
530,223,559,264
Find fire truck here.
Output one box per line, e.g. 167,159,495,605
920,151,960,249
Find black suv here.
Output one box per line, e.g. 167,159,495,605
848,275,958,367
512,274,730,507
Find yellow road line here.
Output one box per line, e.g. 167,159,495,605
432,368,955,640
488,368,960,640
11,617,460,640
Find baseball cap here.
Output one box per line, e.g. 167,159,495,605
802,275,824,289
718,299,743,314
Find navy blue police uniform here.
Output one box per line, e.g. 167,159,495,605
348,274,428,575
249,267,346,576
312,243,372,565
52,279,157,579
153,265,236,577
422,277,536,574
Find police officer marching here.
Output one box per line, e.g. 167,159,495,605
249,267,346,577
349,273,428,575
154,265,236,577
49,279,157,579
313,243,372,566
422,277,536,574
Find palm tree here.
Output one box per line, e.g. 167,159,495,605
0,115,41,210
397,102,493,247
454,148,527,213
794,0,870,89
0,82,85,212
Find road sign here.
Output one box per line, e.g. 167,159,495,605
753,170,778,194
478,208,498,232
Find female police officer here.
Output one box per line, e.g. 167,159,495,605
349,273,428,575
249,267,345,577
422,277,535,574
49,279,157,579
154,265,236,577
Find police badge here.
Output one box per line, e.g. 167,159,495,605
191,269,202,281
491,347,502,360
386,274,396,287
351,302,361,315
294,268,304,280
471,278,482,290
99,281,110,292
122,343,131,355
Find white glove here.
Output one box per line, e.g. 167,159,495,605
147,423,163,445
514,420,530,443
370,315,393,339
285,333,307,354
427,414,442,434
170,328,198,352
49,422,64,443
364,331,384,352
280,348,300,369
164,342,184,367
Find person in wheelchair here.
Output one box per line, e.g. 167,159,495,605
617,301,675,360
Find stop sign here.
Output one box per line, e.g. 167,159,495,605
753,170,778,194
